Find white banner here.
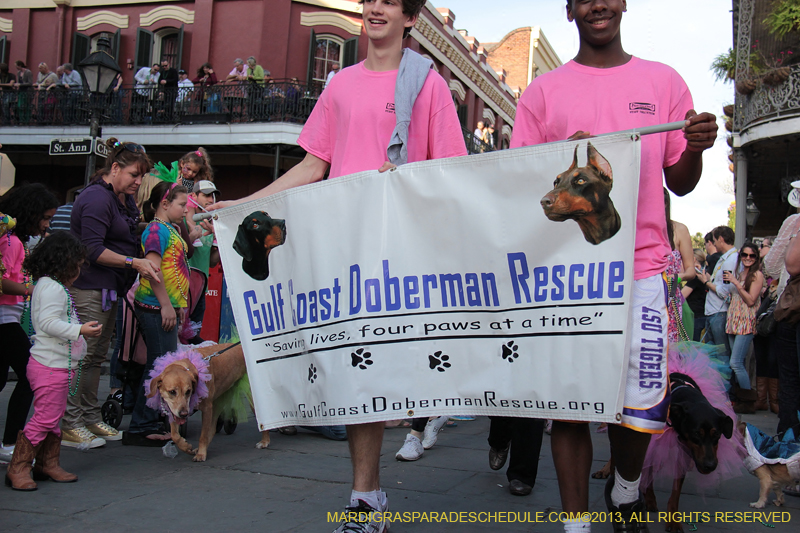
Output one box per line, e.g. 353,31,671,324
214,134,641,430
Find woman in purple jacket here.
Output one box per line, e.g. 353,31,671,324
61,138,159,449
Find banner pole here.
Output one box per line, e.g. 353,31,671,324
625,120,686,137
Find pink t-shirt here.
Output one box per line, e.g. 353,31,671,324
511,57,693,280
0,234,24,307
299,61,467,178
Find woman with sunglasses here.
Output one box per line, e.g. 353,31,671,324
723,242,764,412
61,138,160,449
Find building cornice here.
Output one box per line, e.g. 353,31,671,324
412,16,516,125
77,10,129,31
448,79,465,101
293,0,361,14
140,5,194,27
300,11,361,36
0,0,176,7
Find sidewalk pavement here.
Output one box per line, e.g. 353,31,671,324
1,380,797,532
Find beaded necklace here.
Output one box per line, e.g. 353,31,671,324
13,236,35,340
51,278,86,396
56,279,83,396
152,217,189,303
27,278,83,396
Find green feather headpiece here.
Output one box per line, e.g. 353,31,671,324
153,161,179,183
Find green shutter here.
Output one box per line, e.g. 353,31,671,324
176,24,185,71
135,28,153,72
111,29,121,63
343,36,358,68
307,29,316,84
71,33,90,67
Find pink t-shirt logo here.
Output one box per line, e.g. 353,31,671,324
629,102,656,115
385,103,395,114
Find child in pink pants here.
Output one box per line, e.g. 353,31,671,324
5,231,102,491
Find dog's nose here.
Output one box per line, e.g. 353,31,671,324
179,409,189,418
541,194,555,209
701,459,718,473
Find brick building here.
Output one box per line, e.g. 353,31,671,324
483,26,562,97
0,0,532,202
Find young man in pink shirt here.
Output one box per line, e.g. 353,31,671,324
212,1,466,531
511,1,717,531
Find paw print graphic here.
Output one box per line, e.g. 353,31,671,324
501,341,519,363
308,364,317,383
428,351,452,372
351,348,373,370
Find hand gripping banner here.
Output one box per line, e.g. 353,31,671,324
213,133,642,430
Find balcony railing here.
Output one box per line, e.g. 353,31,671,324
737,65,800,131
0,79,322,127
0,79,497,155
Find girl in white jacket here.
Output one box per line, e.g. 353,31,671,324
5,231,102,491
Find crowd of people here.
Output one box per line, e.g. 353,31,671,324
0,55,316,125
1,1,799,533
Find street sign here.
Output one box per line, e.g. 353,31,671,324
49,138,92,156
94,139,109,158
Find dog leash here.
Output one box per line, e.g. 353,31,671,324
203,341,242,362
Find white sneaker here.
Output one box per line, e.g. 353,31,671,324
332,499,389,533
0,443,13,463
422,416,448,449
395,434,423,461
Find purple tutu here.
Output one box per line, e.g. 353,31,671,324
144,346,212,424
641,341,746,490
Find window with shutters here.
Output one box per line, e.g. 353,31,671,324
312,35,343,84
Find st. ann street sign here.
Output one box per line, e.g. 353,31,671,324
49,138,92,156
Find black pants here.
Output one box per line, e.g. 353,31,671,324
410,417,428,433
775,320,800,435
0,322,34,445
488,416,545,486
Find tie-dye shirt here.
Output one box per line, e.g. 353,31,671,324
134,220,189,309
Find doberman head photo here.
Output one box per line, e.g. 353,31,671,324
233,211,286,281
540,142,621,245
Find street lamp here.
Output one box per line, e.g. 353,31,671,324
78,35,121,186
745,192,760,238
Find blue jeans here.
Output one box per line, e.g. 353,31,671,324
728,333,754,389
705,311,731,361
692,315,707,342
109,298,125,389
129,308,178,433
300,425,348,441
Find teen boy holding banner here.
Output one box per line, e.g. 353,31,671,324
510,1,718,531
210,1,466,531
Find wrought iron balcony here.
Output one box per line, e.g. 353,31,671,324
736,65,800,131
0,79,495,155
0,80,322,127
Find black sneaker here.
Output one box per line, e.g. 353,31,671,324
604,474,650,533
331,499,388,533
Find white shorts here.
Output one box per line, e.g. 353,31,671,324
619,272,670,434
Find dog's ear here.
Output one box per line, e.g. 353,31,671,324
715,409,734,439
669,402,686,427
188,366,199,389
146,375,162,399
586,143,613,183
567,144,579,172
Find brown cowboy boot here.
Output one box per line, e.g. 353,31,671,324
755,377,769,411
768,378,780,415
33,432,77,483
4,431,38,491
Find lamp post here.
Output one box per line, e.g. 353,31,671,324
745,192,760,240
78,35,121,186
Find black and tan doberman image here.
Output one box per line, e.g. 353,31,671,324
233,211,286,281
541,142,621,245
